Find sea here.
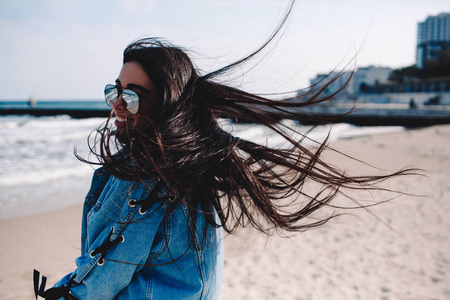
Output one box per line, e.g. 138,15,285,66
0,112,404,220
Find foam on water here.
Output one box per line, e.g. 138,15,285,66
0,115,404,219
0,165,93,186
220,119,404,148
0,115,102,183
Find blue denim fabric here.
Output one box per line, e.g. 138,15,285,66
55,167,224,299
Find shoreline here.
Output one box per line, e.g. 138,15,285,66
0,120,404,222
0,175,91,221
1,125,449,299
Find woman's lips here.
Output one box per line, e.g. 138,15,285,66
114,114,130,129
116,115,128,122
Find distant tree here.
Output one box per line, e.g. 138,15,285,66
389,50,450,81
359,82,367,92
388,65,420,82
422,51,450,78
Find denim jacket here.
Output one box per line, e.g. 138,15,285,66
52,167,224,299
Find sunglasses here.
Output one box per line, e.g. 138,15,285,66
104,84,140,114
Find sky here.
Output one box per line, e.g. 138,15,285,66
0,0,448,100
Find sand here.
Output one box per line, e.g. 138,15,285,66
1,125,449,300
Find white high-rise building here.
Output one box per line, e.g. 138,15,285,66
416,13,450,68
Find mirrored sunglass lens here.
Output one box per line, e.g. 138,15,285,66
122,89,139,114
104,85,118,107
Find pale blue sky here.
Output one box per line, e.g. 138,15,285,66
0,0,448,100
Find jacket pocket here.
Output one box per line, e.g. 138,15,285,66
86,201,102,225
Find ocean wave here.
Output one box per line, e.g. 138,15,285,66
0,115,103,145
0,114,103,128
0,165,94,187
0,115,404,188
223,121,404,148
2,131,96,145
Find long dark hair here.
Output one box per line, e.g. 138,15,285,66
82,1,417,235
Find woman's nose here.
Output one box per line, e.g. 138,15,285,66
113,94,125,110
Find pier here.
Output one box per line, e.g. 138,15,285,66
295,102,450,127
1,100,450,127
0,100,111,119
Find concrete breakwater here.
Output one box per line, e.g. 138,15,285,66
0,100,110,118
1,100,450,127
293,102,450,127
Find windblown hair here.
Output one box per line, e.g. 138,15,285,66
81,2,416,235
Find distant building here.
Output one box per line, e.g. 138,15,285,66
416,13,450,69
353,66,392,93
309,71,353,97
309,66,392,97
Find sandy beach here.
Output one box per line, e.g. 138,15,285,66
1,124,449,300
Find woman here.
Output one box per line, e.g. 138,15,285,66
34,6,415,300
